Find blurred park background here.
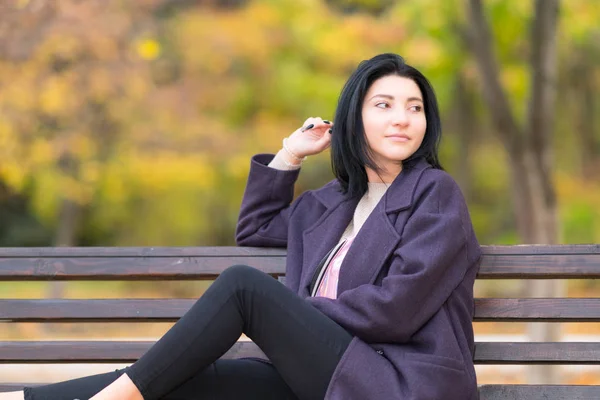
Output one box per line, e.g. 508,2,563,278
1,0,599,387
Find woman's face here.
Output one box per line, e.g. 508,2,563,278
361,74,427,177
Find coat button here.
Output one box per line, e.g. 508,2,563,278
376,350,384,355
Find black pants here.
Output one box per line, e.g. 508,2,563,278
25,265,353,400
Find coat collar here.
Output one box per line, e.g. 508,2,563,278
298,158,432,297
311,158,432,213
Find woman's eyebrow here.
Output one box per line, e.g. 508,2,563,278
368,94,423,103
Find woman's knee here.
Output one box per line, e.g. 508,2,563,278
220,264,268,285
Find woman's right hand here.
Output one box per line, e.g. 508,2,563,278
285,117,333,159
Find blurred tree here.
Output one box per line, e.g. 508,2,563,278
465,0,562,384
0,0,598,262
570,42,600,179
324,0,395,16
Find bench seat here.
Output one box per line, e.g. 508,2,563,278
1,245,599,398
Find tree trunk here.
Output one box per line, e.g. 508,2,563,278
466,0,562,384
580,68,598,179
524,0,561,384
47,154,82,304
453,73,476,202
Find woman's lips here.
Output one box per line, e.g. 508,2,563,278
386,135,410,142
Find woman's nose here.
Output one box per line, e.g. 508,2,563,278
391,110,409,126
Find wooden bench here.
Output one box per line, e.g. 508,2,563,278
1,245,599,398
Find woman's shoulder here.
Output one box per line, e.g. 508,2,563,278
417,167,462,193
302,179,346,207
408,167,467,210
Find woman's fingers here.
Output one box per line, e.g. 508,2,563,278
300,117,332,133
289,117,333,155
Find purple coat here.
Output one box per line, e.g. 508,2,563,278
236,154,481,400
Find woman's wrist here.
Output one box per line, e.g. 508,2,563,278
278,148,303,167
282,138,308,161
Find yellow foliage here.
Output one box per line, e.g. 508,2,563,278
81,162,100,185
0,162,27,191
226,154,252,180
70,135,96,159
61,175,93,204
404,37,444,66
39,76,74,115
501,64,528,112
100,163,128,204
29,139,55,166
0,120,16,153
562,0,600,42
126,152,217,193
0,65,37,111
136,39,161,60
0,0,598,246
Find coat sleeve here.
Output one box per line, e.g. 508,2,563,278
306,173,480,343
235,154,303,247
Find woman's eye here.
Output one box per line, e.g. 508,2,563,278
409,105,422,112
375,102,389,109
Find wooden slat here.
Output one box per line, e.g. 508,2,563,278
2,246,600,281
474,298,600,322
2,384,599,397
0,299,195,322
1,244,598,257
474,342,600,364
0,341,265,363
2,383,599,396
1,254,598,280
0,257,286,281
0,247,287,257
481,245,600,255
477,254,600,279
478,385,600,399
1,342,599,364
4,298,600,322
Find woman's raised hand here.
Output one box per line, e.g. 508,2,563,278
285,117,332,159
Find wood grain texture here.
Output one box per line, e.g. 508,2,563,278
474,298,600,321
0,244,597,257
2,384,600,397
478,385,600,399
0,341,265,363
0,257,286,280
474,342,600,364
2,245,599,398
0,247,287,257
0,299,196,322
2,245,599,280
477,254,600,278
3,298,600,322
1,341,598,364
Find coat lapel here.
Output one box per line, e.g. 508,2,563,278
300,159,432,297
300,194,359,297
336,205,400,295
336,159,432,296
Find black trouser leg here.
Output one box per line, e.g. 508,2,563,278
128,264,353,400
26,359,297,400
24,370,125,400
25,265,353,400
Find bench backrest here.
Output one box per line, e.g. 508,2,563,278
1,245,599,398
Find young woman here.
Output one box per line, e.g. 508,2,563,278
3,53,481,400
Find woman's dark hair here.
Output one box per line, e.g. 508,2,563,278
331,53,443,198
